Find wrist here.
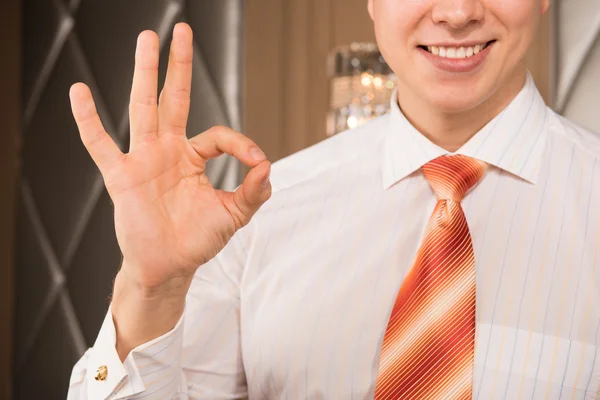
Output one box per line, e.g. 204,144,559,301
110,268,192,360
116,261,193,300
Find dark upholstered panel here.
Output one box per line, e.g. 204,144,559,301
15,1,244,397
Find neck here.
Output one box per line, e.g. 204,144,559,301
397,67,527,152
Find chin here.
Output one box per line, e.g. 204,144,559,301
423,83,491,114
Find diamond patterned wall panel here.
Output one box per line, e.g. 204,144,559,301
22,0,64,105
14,298,81,400
13,190,54,362
75,0,176,130
185,0,244,130
22,35,104,266
66,191,122,346
15,0,244,398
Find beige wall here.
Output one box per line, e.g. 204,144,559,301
245,0,552,162
245,0,375,161
555,0,600,133
0,0,20,397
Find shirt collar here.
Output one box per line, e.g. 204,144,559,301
382,71,549,189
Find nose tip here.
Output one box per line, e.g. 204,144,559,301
446,12,477,29
432,0,484,29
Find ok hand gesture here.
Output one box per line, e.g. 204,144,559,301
69,23,271,291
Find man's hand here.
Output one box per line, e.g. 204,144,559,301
69,23,271,358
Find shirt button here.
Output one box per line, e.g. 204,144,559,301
95,365,108,381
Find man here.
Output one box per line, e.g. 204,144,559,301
67,0,600,398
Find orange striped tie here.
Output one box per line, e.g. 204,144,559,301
375,155,487,400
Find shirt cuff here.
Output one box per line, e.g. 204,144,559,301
85,307,184,400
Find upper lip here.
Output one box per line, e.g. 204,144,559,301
419,40,494,47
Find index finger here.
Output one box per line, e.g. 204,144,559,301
188,126,267,167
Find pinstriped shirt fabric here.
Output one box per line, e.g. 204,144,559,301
68,72,600,400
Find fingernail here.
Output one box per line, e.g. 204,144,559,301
250,147,266,161
261,166,271,187
261,176,270,188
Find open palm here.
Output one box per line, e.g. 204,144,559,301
69,23,271,290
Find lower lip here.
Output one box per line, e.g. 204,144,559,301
418,43,493,73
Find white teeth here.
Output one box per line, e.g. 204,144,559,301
425,42,488,59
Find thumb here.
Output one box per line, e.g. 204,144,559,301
226,160,272,227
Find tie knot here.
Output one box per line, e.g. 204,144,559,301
422,155,487,202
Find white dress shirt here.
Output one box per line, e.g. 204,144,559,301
68,72,600,400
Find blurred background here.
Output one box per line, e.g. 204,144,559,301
0,0,599,398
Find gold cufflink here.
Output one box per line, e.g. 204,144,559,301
95,365,108,381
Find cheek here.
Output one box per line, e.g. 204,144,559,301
373,0,427,55
488,0,540,34
485,0,541,67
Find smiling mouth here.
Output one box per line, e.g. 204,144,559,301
418,40,496,59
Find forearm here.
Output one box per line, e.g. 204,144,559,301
111,264,193,361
